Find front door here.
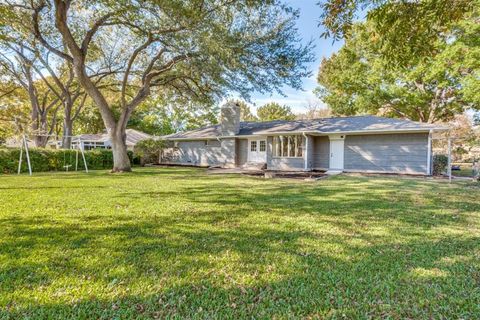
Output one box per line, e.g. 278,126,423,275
329,139,344,170
248,139,267,163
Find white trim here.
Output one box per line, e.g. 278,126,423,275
161,128,448,141
448,137,452,183
303,133,308,170
427,130,432,175
328,134,346,141
247,137,267,163
329,136,344,170
257,128,446,136
272,135,304,159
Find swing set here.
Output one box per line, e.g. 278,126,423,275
17,133,89,176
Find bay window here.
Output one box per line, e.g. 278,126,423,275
272,135,303,158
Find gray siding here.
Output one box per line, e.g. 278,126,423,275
161,138,236,167
312,136,330,169
221,138,236,167
236,139,248,166
269,158,305,171
344,133,428,174
305,135,314,169
266,136,273,166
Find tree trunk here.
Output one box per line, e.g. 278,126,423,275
62,118,73,149
110,129,132,172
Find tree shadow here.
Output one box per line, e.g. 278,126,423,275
0,172,479,318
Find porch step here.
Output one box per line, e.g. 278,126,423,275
325,170,343,176
241,162,267,171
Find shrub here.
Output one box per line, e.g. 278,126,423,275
0,148,133,174
433,154,448,176
134,139,166,165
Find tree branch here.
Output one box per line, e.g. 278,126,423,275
81,12,118,54
121,34,155,108
32,2,73,62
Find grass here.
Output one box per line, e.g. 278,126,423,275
0,167,479,319
452,162,475,177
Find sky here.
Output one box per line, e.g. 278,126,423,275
249,0,344,114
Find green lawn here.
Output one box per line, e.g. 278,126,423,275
0,168,479,319
452,162,475,178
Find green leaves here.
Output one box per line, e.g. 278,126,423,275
319,0,474,66
257,102,296,121
316,7,479,123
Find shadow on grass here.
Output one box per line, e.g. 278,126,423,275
1,214,478,318
0,172,479,318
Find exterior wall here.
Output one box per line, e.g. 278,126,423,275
236,138,248,166
221,138,236,168
161,132,429,173
266,136,306,171
344,133,429,174
161,138,236,167
312,136,330,169
266,136,273,166
305,135,314,170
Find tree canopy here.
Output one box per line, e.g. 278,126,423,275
0,0,314,171
316,8,479,123
257,102,296,121
318,0,475,65
228,99,258,122
128,97,219,136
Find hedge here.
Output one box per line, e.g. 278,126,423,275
432,154,448,176
0,148,137,174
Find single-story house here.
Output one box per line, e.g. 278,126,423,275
71,129,152,151
160,103,447,175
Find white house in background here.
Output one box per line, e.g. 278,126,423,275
72,129,152,151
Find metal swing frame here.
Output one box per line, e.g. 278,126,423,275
17,134,89,175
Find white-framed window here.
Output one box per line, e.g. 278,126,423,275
272,135,303,158
259,140,266,152
250,140,257,152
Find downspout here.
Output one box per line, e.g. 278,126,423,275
427,129,432,175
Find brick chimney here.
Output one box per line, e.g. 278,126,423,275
220,101,240,136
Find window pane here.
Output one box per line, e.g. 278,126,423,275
273,137,279,157
296,136,303,157
282,136,288,157
289,136,295,157
250,141,257,152
259,140,266,152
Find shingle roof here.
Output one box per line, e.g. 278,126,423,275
74,129,151,145
162,115,446,140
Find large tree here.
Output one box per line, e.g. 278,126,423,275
128,96,219,136
1,0,313,172
318,0,475,65
296,100,332,120
0,36,91,148
257,102,296,121
316,16,479,123
228,99,258,121
0,80,30,145
0,47,63,147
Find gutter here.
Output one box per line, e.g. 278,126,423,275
160,127,449,141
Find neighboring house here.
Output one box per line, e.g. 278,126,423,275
160,103,447,175
71,129,152,151
4,136,34,148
